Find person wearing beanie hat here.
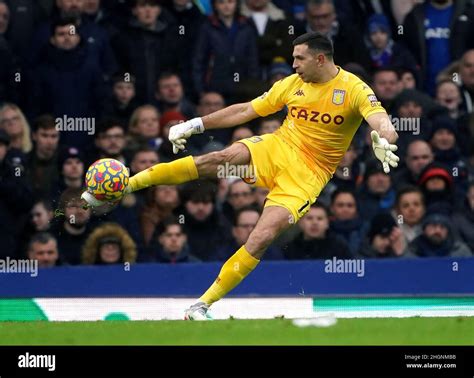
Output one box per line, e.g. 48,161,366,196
268,57,293,84
366,13,418,73
429,115,469,191
358,212,406,258
358,159,396,221
405,209,472,258
417,161,457,212
50,146,85,202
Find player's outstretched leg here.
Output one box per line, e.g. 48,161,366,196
127,143,251,193
184,206,292,320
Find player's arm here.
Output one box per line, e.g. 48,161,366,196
366,112,400,173
169,102,259,154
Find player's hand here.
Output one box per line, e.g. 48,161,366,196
168,118,205,154
370,130,399,173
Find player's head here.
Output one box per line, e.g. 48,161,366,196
292,32,334,82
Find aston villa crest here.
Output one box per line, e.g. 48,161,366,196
332,89,346,105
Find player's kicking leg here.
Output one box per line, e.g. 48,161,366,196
184,205,292,320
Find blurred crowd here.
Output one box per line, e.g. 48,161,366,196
0,0,474,267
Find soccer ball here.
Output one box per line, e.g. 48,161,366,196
84,158,129,202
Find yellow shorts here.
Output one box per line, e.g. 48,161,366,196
236,133,332,222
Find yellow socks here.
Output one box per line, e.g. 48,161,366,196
127,156,198,192
199,245,260,306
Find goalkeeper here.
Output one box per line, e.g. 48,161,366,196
83,32,399,320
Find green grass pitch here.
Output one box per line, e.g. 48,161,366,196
0,317,473,345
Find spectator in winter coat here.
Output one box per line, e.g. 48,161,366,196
329,188,369,256
112,0,178,102
358,212,406,259
284,204,350,260
0,129,33,258
404,211,472,258
193,0,259,101
82,222,137,265
452,181,474,252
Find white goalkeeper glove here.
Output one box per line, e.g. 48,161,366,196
169,118,205,154
80,186,132,209
370,130,399,173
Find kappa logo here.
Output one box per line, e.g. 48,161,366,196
294,89,305,96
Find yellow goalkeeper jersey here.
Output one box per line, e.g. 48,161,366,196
251,67,386,175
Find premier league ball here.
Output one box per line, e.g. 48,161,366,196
84,158,129,202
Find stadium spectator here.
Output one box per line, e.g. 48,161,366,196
401,0,473,95
329,188,369,256
86,118,126,167
218,206,283,260
179,180,232,261
154,72,196,119
399,67,418,90
0,103,32,154
51,146,85,202
393,140,434,190
394,186,425,244
303,0,371,68
230,125,253,144
429,116,469,190
50,187,93,265
330,139,363,191
417,161,456,213
0,2,21,105
2,0,49,64
82,222,137,264
453,181,474,252
459,49,474,114
127,105,162,156
168,0,206,98
241,0,293,73
404,211,472,258
130,147,159,175
27,232,61,268
25,114,60,198
358,212,406,258
112,0,178,102
140,185,180,246
365,13,418,74
222,179,257,224
257,115,281,135
157,110,193,161
284,203,350,260
30,199,54,232
195,91,230,148
146,217,199,263
193,0,259,101
267,57,293,85
372,67,403,111
436,79,464,120
357,159,396,221
29,17,106,148
0,128,33,258
101,73,140,127
28,0,117,81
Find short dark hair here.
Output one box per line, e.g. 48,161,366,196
308,202,329,217
233,206,260,227
33,114,56,131
159,216,185,236
293,32,334,59
50,16,79,36
28,232,57,251
395,186,424,208
96,117,125,138
330,188,356,205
